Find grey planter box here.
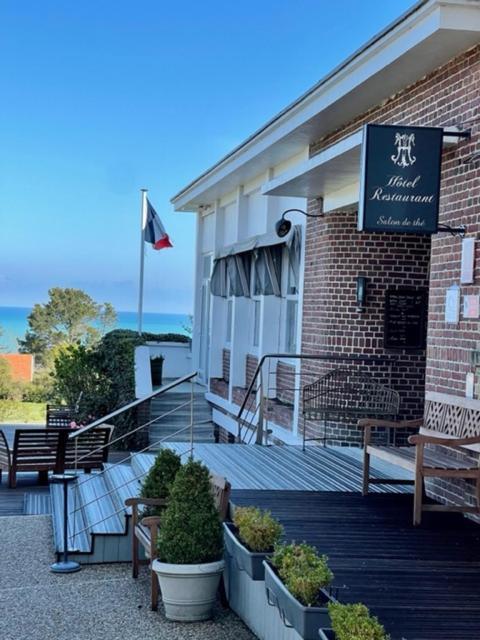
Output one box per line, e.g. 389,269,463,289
224,548,303,640
318,631,334,640
264,561,336,640
223,522,272,581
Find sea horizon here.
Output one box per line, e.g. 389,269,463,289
0,305,190,353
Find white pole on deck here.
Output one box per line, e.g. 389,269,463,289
137,188,148,335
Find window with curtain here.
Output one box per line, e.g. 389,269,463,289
210,226,301,299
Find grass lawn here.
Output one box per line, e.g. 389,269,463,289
0,400,46,423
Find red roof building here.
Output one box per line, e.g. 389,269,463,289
0,354,34,382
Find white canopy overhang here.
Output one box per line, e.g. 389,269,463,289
261,127,468,213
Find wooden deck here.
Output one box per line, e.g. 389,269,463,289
0,451,127,517
0,473,50,516
163,443,413,491
231,490,480,640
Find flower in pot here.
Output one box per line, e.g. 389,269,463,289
152,459,224,621
320,602,389,640
224,506,283,580
139,448,181,518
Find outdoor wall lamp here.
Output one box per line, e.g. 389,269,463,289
275,208,323,238
356,276,368,312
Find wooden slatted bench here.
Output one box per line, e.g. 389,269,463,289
361,391,480,525
0,426,113,488
125,474,231,611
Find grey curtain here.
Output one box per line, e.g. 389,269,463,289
210,225,301,298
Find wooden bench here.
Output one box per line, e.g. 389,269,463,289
0,426,113,488
361,391,480,525
125,474,231,611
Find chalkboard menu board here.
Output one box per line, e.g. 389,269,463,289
384,288,428,350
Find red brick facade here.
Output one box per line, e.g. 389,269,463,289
303,45,480,505
301,203,431,444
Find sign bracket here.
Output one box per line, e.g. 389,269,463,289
437,224,467,238
442,130,471,139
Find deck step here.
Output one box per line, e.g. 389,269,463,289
149,389,213,447
76,474,125,535
24,492,51,515
130,452,156,479
51,482,91,554
103,463,142,514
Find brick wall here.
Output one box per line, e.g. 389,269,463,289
276,361,296,406
232,353,258,408
222,348,231,382
209,348,231,400
246,354,258,388
301,207,430,444
304,45,480,502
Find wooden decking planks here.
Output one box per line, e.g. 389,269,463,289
230,490,480,640
0,472,50,516
162,443,413,492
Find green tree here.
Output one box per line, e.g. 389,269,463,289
18,288,116,364
51,343,112,420
0,358,15,399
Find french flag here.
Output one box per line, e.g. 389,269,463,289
144,199,173,250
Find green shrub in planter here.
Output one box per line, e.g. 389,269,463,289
272,542,333,606
139,448,181,517
157,459,223,564
233,506,283,551
328,603,389,640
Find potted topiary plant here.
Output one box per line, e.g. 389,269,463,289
150,354,164,387
152,459,224,621
139,448,181,518
319,602,390,640
224,506,283,580
263,542,336,640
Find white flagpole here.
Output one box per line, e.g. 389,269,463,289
137,188,148,335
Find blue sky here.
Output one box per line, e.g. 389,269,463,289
0,1,414,313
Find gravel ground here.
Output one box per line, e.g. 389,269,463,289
0,515,256,640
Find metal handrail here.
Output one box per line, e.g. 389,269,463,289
74,400,191,464
236,353,395,445
70,442,196,542
70,420,203,517
69,372,197,439
66,372,199,545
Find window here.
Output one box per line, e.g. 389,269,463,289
226,298,233,343
282,242,300,354
202,254,212,279
285,300,298,353
287,257,297,295
253,299,261,347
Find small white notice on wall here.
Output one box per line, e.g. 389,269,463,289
463,294,480,319
461,237,475,284
466,372,475,399
445,284,460,324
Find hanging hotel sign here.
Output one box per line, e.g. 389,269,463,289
358,123,443,234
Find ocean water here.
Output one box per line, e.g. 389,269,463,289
0,306,190,353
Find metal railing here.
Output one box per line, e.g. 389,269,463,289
63,371,203,549
236,353,395,446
